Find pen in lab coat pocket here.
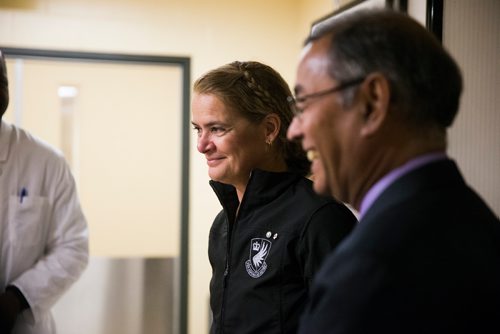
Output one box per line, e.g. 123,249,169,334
19,187,28,203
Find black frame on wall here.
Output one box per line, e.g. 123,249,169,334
311,0,443,43
0,46,191,334
426,0,444,42
311,0,408,34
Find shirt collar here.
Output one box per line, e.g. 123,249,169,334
358,151,448,220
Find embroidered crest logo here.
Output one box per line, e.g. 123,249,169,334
245,238,272,278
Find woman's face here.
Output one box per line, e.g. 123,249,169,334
191,93,268,189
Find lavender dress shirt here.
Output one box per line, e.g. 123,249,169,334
359,152,448,220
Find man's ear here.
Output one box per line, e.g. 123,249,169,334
263,113,281,143
358,72,390,137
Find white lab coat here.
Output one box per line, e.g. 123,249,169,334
0,121,89,334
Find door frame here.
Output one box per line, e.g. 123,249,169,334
0,46,191,334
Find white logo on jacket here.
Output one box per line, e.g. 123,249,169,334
245,238,272,278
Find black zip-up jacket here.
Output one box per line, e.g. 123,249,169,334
208,169,357,334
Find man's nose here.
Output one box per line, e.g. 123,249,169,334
287,116,303,141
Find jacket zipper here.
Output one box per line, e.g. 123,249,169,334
213,173,253,333
219,203,238,334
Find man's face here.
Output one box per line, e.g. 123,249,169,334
287,37,362,204
0,51,9,117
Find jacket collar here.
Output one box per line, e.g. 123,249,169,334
210,169,301,222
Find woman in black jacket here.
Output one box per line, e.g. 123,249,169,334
191,61,357,334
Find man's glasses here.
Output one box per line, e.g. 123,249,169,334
287,77,365,116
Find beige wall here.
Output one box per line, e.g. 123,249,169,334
0,1,334,333
4,58,183,257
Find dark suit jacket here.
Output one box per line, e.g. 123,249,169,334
299,159,500,333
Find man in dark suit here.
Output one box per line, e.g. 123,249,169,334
287,9,500,334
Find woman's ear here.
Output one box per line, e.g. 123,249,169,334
359,72,391,137
263,113,281,143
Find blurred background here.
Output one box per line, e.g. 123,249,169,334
0,0,498,333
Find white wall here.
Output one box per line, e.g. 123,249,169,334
444,0,500,217
409,0,500,217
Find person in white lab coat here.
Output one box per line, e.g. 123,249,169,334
0,50,89,334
